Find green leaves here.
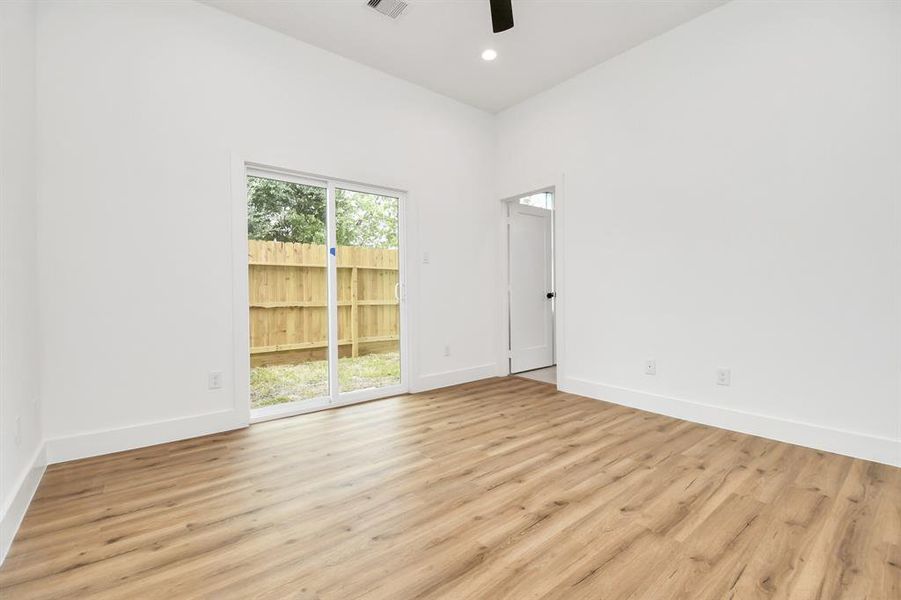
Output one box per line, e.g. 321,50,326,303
247,176,327,244
336,189,398,248
247,176,398,248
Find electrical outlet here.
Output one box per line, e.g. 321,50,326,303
15,416,21,446
645,360,656,375
208,370,223,390
444,344,451,357
716,368,731,386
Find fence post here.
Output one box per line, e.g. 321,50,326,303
351,265,359,357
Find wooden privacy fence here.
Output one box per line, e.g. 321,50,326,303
248,239,399,367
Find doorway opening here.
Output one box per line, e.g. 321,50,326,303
245,166,407,422
506,190,556,384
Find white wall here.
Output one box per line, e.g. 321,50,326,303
0,0,45,562
36,0,499,461
497,0,900,465
28,0,901,468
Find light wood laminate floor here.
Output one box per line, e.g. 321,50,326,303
1,377,898,599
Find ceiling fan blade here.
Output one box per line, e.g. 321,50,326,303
489,0,514,33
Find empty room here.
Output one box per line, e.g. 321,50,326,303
0,0,899,598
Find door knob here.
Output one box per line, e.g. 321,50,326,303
546,292,555,299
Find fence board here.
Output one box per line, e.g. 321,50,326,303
248,240,399,367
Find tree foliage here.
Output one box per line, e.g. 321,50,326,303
247,176,398,248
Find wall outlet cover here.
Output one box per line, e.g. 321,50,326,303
208,370,224,390
716,368,731,386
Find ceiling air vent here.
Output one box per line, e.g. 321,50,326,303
367,0,407,20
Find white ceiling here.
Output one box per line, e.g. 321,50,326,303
202,0,727,113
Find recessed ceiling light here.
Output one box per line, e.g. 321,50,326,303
481,49,497,61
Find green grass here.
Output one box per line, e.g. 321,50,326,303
251,352,401,409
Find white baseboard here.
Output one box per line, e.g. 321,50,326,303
412,363,499,393
45,408,248,464
1,443,46,566
44,363,499,466
562,377,900,468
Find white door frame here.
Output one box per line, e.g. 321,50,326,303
231,157,410,424
497,182,565,387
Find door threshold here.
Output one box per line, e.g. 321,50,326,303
250,385,408,424
512,364,557,376
511,365,557,385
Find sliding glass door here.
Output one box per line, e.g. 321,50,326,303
246,167,406,420
246,173,331,412
335,187,401,395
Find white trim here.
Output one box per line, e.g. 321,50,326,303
326,179,340,401
44,408,247,464
395,192,411,394
562,376,901,467
412,363,498,393
338,383,407,405
335,179,405,198
0,443,46,566
230,154,252,427
251,385,409,424
554,175,566,385
250,398,330,424
246,165,326,189
244,161,406,196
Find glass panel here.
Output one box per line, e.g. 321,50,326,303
335,188,401,394
519,192,553,210
247,175,330,410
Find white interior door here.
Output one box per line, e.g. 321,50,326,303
509,203,554,373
